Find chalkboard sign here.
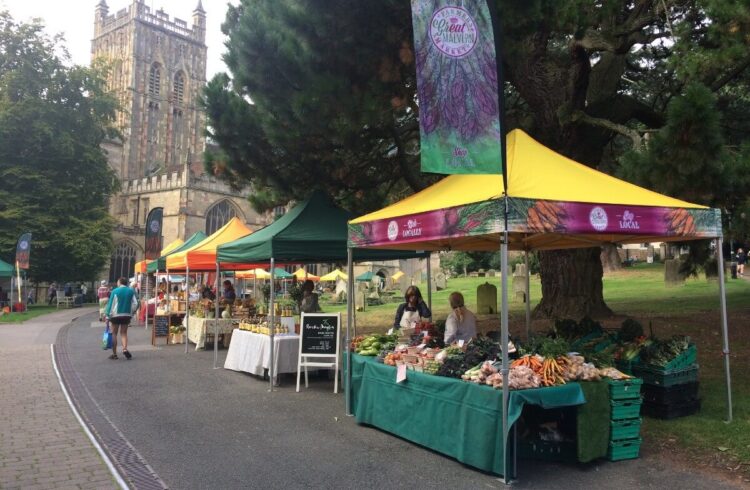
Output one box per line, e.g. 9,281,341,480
152,315,170,346
300,314,339,356
297,313,341,393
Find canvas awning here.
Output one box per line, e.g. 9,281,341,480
0,258,13,277
348,129,721,251
320,269,348,281
167,218,254,271
147,233,207,273
217,191,427,264
133,260,151,274
160,238,184,256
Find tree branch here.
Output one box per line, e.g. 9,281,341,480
571,110,643,149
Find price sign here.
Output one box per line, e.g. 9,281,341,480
152,315,170,346
296,313,341,394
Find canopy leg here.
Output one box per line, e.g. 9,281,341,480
346,248,354,416
501,232,510,483
716,238,733,422
524,250,531,341
213,263,220,369
269,258,276,392
185,265,190,354
426,252,432,312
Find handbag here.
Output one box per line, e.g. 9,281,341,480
102,320,113,350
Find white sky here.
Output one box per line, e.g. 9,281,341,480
0,0,234,78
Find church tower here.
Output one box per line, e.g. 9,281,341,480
92,0,207,180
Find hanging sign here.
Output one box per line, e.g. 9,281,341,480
296,313,340,393
410,0,504,174
145,207,164,260
15,233,31,270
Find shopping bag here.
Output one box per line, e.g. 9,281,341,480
102,321,113,350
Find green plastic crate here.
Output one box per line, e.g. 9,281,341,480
608,438,641,461
640,345,697,373
610,418,642,441
608,378,643,400
570,329,605,350
518,439,577,463
632,364,699,387
610,399,642,420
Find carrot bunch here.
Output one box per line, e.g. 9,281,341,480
511,354,543,371
540,356,568,386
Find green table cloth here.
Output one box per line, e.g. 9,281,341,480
350,354,585,476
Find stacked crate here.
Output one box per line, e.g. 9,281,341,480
607,378,643,461
633,345,700,419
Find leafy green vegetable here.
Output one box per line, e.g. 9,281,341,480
619,319,644,342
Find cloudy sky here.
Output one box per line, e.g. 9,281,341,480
0,0,233,78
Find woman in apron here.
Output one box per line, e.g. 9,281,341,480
393,286,432,331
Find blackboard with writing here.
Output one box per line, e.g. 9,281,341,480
152,315,170,346
300,314,339,356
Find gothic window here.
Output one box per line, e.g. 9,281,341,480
173,71,185,105
109,242,137,284
149,63,161,96
205,200,237,235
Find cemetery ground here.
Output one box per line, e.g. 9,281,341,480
322,263,750,483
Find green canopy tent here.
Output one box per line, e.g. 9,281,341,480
147,232,207,273
269,268,293,279
216,191,429,379
0,258,13,277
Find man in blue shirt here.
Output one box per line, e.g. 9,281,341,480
105,277,139,360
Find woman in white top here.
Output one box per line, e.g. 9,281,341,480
444,292,477,345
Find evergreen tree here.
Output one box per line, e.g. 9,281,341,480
0,12,119,282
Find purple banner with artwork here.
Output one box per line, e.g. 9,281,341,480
410,0,503,174
349,198,721,248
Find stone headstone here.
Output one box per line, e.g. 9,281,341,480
512,264,528,303
355,291,366,311
335,278,347,298
434,272,447,291
469,272,479,278
664,259,685,287
486,269,497,277
478,269,486,277
660,243,668,260
477,282,498,314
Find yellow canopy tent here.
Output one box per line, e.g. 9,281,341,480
235,268,271,280
391,270,404,281
292,268,320,281
133,259,151,274
320,269,348,281
166,217,255,271
160,238,184,256
133,238,185,274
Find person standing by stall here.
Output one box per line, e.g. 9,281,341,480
443,292,477,345
737,248,746,276
104,277,139,360
393,286,432,331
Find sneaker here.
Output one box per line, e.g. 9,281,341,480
123,350,132,360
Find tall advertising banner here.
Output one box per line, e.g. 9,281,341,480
144,207,164,260
15,233,31,270
411,0,503,175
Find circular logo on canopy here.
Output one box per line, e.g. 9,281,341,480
387,221,399,241
589,207,608,231
19,240,28,250
429,7,478,58
149,219,160,233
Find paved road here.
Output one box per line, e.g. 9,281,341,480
0,307,118,489
57,311,744,490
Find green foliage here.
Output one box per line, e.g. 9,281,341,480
619,318,644,342
0,12,118,282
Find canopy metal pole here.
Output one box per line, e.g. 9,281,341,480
500,234,510,483
144,272,150,332
524,250,531,341
716,238,733,422
166,267,171,313
346,248,354,416
185,264,190,354
213,262,220,369
426,253,432,312
269,258,276,391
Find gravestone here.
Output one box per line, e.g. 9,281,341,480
335,278,347,298
469,272,479,278
486,269,497,277
512,264,528,303
355,291,366,311
664,259,685,287
476,282,498,314
434,272,447,291
647,245,655,264
660,243,668,261
478,269,486,277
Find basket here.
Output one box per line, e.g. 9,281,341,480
610,399,642,420
639,345,697,373
610,418,641,441
608,378,643,400
632,364,699,387
608,438,641,461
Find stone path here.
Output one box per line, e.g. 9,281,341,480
0,308,120,490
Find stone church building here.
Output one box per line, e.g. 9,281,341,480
91,0,266,282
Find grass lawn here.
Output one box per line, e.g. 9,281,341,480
319,262,750,477
0,305,58,323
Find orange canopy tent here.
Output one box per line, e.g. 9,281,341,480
166,218,256,271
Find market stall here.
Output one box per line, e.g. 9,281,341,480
224,329,301,384
346,129,730,478
185,316,236,350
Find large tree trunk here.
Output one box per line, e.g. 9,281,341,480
600,243,623,273
533,248,613,319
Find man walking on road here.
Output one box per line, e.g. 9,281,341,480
104,277,139,360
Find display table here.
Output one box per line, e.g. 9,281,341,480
350,354,586,477
224,329,300,383
184,315,235,350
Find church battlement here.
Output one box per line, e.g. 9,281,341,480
97,1,205,44
120,170,246,197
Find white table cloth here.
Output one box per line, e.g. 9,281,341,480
184,315,236,350
224,329,300,382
